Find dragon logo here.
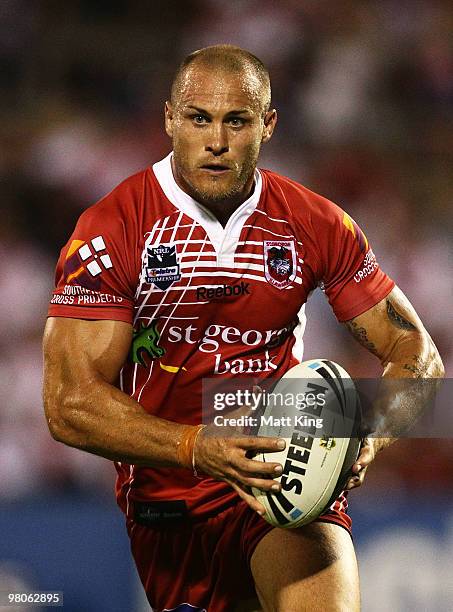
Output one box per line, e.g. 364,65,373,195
131,322,165,366
263,239,297,289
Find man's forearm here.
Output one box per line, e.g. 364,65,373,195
370,331,444,448
45,376,191,468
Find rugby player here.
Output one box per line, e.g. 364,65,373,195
43,45,444,611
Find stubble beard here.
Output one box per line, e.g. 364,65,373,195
173,148,259,208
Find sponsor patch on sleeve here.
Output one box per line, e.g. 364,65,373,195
63,235,113,290
353,250,379,283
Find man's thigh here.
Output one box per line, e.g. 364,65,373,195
250,522,360,612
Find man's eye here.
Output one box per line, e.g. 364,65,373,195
192,115,208,124
228,118,245,127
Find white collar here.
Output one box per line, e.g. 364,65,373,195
152,152,262,234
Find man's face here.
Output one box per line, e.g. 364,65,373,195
165,64,276,207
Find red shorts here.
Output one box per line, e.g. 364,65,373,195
127,498,351,612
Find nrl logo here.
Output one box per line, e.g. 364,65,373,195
145,244,181,290
320,436,336,451
263,239,297,290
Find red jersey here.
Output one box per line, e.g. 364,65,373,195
48,152,394,520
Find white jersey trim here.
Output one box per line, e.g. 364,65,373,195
152,152,262,265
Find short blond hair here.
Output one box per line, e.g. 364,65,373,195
171,44,271,113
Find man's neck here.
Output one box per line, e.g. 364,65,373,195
202,183,255,227
170,157,255,228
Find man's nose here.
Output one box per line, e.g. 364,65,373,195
205,122,229,156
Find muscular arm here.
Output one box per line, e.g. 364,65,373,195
343,286,444,485
43,317,189,467
344,285,443,381
43,317,284,513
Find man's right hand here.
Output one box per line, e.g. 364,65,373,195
194,430,285,515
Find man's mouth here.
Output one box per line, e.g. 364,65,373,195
200,164,231,174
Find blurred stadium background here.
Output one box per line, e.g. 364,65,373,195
0,1,452,610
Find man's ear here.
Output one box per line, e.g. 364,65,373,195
165,101,174,138
262,109,277,143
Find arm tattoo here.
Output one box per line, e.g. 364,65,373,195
345,321,379,356
403,355,430,378
386,300,417,331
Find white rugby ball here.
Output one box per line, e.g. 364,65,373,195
252,359,361,529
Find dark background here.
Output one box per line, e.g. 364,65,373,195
0,1,452,610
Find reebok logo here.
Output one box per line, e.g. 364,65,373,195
196,282,250,301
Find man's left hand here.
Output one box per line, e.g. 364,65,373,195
346,437,377,490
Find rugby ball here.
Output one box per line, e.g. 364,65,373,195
252,359,361,528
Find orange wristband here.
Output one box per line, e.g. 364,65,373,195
192,424,206,478
176,424,205,472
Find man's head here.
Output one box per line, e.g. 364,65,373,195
165,45,277,212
